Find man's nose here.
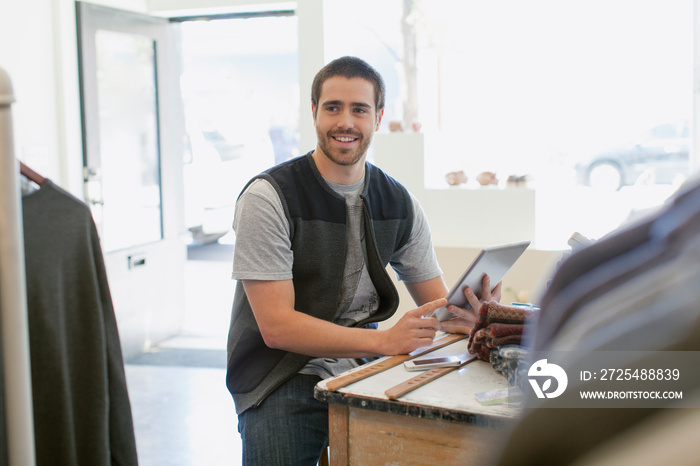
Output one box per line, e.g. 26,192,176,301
336,108,354,128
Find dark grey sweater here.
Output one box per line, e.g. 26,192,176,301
20,180,137,465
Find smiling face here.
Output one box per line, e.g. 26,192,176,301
313,76,384,169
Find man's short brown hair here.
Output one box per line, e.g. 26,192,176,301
311,56,386,115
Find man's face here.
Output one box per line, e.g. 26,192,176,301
313,76,383,167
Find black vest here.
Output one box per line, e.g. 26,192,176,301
226,152,414,413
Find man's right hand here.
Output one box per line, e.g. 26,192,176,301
379,299,445,355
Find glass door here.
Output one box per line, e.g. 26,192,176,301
76,1,187,357
77,2,171,252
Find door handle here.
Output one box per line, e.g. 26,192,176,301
128,253,147,269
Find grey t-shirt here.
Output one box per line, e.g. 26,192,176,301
231,173,442,378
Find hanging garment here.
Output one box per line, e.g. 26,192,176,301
22,180,138,466
492,175,700,466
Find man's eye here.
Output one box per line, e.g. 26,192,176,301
325,106,339,112
354,108,368,114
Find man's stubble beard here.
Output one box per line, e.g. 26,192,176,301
316,130,373,167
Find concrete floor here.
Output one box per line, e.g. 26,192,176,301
125,241,242,465
125,346,240,465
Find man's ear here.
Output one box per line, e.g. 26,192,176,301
375,108,384,131
311,104,317,125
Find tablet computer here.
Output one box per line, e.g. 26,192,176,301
432,240,531,321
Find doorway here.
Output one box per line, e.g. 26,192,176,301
178,12,300,245
77,3,301,463
76,1,186,358
77,2,301,357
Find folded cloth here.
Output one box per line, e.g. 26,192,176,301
487,323,527,339
471,323,529,360
490,334,524,348
468,302,537,362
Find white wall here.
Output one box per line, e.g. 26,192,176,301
0,0,76,195
146,0,292,13
374,132,537,249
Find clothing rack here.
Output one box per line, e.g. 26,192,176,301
0,66,37,465
19,161,46,187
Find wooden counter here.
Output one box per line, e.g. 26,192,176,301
314,337,521,465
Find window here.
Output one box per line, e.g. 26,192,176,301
422,0,693,247
325,0,694,248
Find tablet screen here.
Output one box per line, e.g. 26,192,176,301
433,240,530,321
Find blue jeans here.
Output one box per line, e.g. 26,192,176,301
238,374,328,465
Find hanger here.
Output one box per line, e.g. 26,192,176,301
19,161,46,186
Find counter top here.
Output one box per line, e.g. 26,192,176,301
315,338,520,429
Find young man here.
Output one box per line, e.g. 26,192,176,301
226,56,499,465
